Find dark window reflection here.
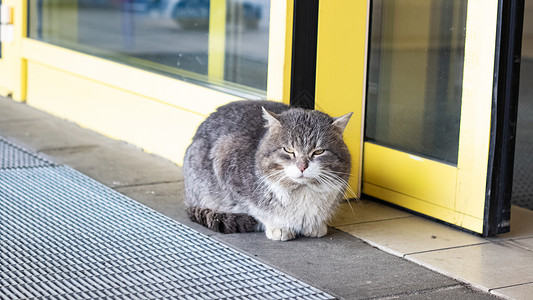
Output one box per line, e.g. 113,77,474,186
366,0,467,165
28,0,270,93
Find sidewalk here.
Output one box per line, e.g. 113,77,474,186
0,96,499,299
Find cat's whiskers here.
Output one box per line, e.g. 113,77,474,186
315,173,349,200
257,169,293,204
315,177,346,202
317,171,350,197
314,173,356,216
253,169,286,196
314,172,343,191
328,170,353,176
320,171,363,206
317,171,362,214
256,169,285,188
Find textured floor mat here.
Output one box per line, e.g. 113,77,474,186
0,138,333,299
0,137,53,169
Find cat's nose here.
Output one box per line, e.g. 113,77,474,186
297,161,308,172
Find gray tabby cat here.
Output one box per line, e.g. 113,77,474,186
183,100,352,241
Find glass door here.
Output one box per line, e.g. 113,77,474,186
363,0,523,236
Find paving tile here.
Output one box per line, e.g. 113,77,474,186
330,199,411,227
407,242,533,291
41,143,183,188
507,237,533,251
492,282,533,300
337,216,487,257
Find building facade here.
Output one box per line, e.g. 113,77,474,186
0,0,528,236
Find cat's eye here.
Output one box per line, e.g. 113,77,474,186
283,147,294,154
313,149,325,156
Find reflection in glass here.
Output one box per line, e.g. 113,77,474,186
28,0,270,93
366,0,467,164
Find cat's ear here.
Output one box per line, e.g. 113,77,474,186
262,107,281,128
332,112,353,133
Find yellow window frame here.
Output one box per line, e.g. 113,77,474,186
6,1,294,165
21,0,291,102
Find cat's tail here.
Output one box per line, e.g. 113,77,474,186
187,206,259,234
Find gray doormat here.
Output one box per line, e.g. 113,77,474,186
0,137,54,169
0,137,333,299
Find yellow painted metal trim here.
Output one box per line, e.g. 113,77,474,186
282,0,294,105
13,0,27,101
362,144,485,232
26,61,205,165
315,0,369,198
267,0,292,103
363,142,457,210
0,86,11,97
455,0,499,219
208,0,226,80
21,38,241,116
363,182,483,234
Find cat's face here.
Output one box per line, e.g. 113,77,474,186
256,108,352,191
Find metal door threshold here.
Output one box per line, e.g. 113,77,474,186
0,137,333,299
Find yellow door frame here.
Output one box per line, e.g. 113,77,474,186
363,0,499,234
315,0,502,235
315,0,369,199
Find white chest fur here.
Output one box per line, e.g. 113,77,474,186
263,181,339,233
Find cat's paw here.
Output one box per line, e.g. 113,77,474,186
265,227,296,241
303,224,328,238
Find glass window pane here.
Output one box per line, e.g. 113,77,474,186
224,0,269,90
28,0,270,94
366,0,467,165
